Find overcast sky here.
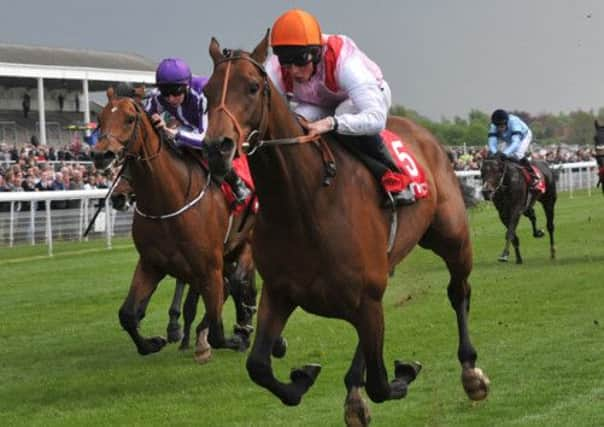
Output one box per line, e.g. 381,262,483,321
1,0,603,120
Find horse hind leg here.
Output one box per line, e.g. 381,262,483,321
444,245,490,400
179,286,200,350
422,220,490,401
524,207,545,238
247,286,316,406
542,196,557,260
119,260,167,355
166,279,186,343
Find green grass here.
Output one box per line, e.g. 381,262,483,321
1,191,603,426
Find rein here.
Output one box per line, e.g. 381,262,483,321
99,97,209,220
214,53,336,183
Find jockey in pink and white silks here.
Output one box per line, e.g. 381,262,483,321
265,8,415,207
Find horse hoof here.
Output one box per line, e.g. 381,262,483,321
194,347,212,364
498,255,509,263
138,336,167,355
394,360,422,384
272,336,287,358
344,391,372,427
462,367,490,401
516,258,523,265
290,364,321,389
533,229,545,238
166,326,182,343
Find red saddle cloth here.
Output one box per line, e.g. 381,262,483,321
220,156,258,215
380,129,429,199
523,165,546,194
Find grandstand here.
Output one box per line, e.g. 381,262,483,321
0,42,155,147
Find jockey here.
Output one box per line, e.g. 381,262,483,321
488,109,539,191
145,58,251,205
265,8,415,207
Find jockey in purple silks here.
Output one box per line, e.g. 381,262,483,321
144,58,251,204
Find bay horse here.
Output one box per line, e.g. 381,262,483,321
594,120,604,194
480,153,557,263
109,176,258,350
93,90,260,363
202,33,489,426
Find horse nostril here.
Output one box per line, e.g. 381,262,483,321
220,138,235,155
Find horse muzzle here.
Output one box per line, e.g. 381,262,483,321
92,150,117,170
205,137,235,180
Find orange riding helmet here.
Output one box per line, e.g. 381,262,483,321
271,9,323,66
271,9,322,47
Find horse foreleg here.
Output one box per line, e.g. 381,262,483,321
166,279,186,343
343,345,371,427
118,260,167,355
247,286,314,406
227,253,257,352
179,286,199,350
357,296,421,403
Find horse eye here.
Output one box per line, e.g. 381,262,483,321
126,115,136,125
249,82,260,95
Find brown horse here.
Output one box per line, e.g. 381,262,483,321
93,90,258,363
202,33,489,425
109,176,258,350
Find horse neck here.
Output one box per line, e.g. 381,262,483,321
129,117,199,210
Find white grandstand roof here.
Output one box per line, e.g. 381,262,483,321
0,42,156,90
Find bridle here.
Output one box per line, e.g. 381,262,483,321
482,158,508,196
212,50,336,185
213,51,321,156
98,98,162,164
97,97,209,220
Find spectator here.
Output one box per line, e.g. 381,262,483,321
22,92,31,118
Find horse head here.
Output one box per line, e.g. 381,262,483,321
203,32,272,180
93,88,150,171
480,153,506,200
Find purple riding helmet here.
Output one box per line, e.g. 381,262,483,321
155,58,192,85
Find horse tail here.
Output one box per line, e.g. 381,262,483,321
457,177,479,208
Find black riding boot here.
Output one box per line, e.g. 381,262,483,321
340,133,415,207
224,170,251,205
519,157,539,191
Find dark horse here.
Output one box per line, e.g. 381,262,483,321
93,90,258,363
594,120,604,194
202,33,489,426
480,153,557,264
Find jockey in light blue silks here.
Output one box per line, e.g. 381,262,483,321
487,109,539,191
144,58,251,204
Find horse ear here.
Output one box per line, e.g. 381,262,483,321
209,37,223,64
106,86,115,102
250,29,270,64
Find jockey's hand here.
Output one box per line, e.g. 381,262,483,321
304,117,336,137
151,114,177,139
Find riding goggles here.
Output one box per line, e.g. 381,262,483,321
277,52,314,67
159,84,187,97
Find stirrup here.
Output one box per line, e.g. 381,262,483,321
382,188,415,208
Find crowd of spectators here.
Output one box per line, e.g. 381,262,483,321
449,144,598,171
0,141,118,211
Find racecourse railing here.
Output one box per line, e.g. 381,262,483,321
0,161,599,254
